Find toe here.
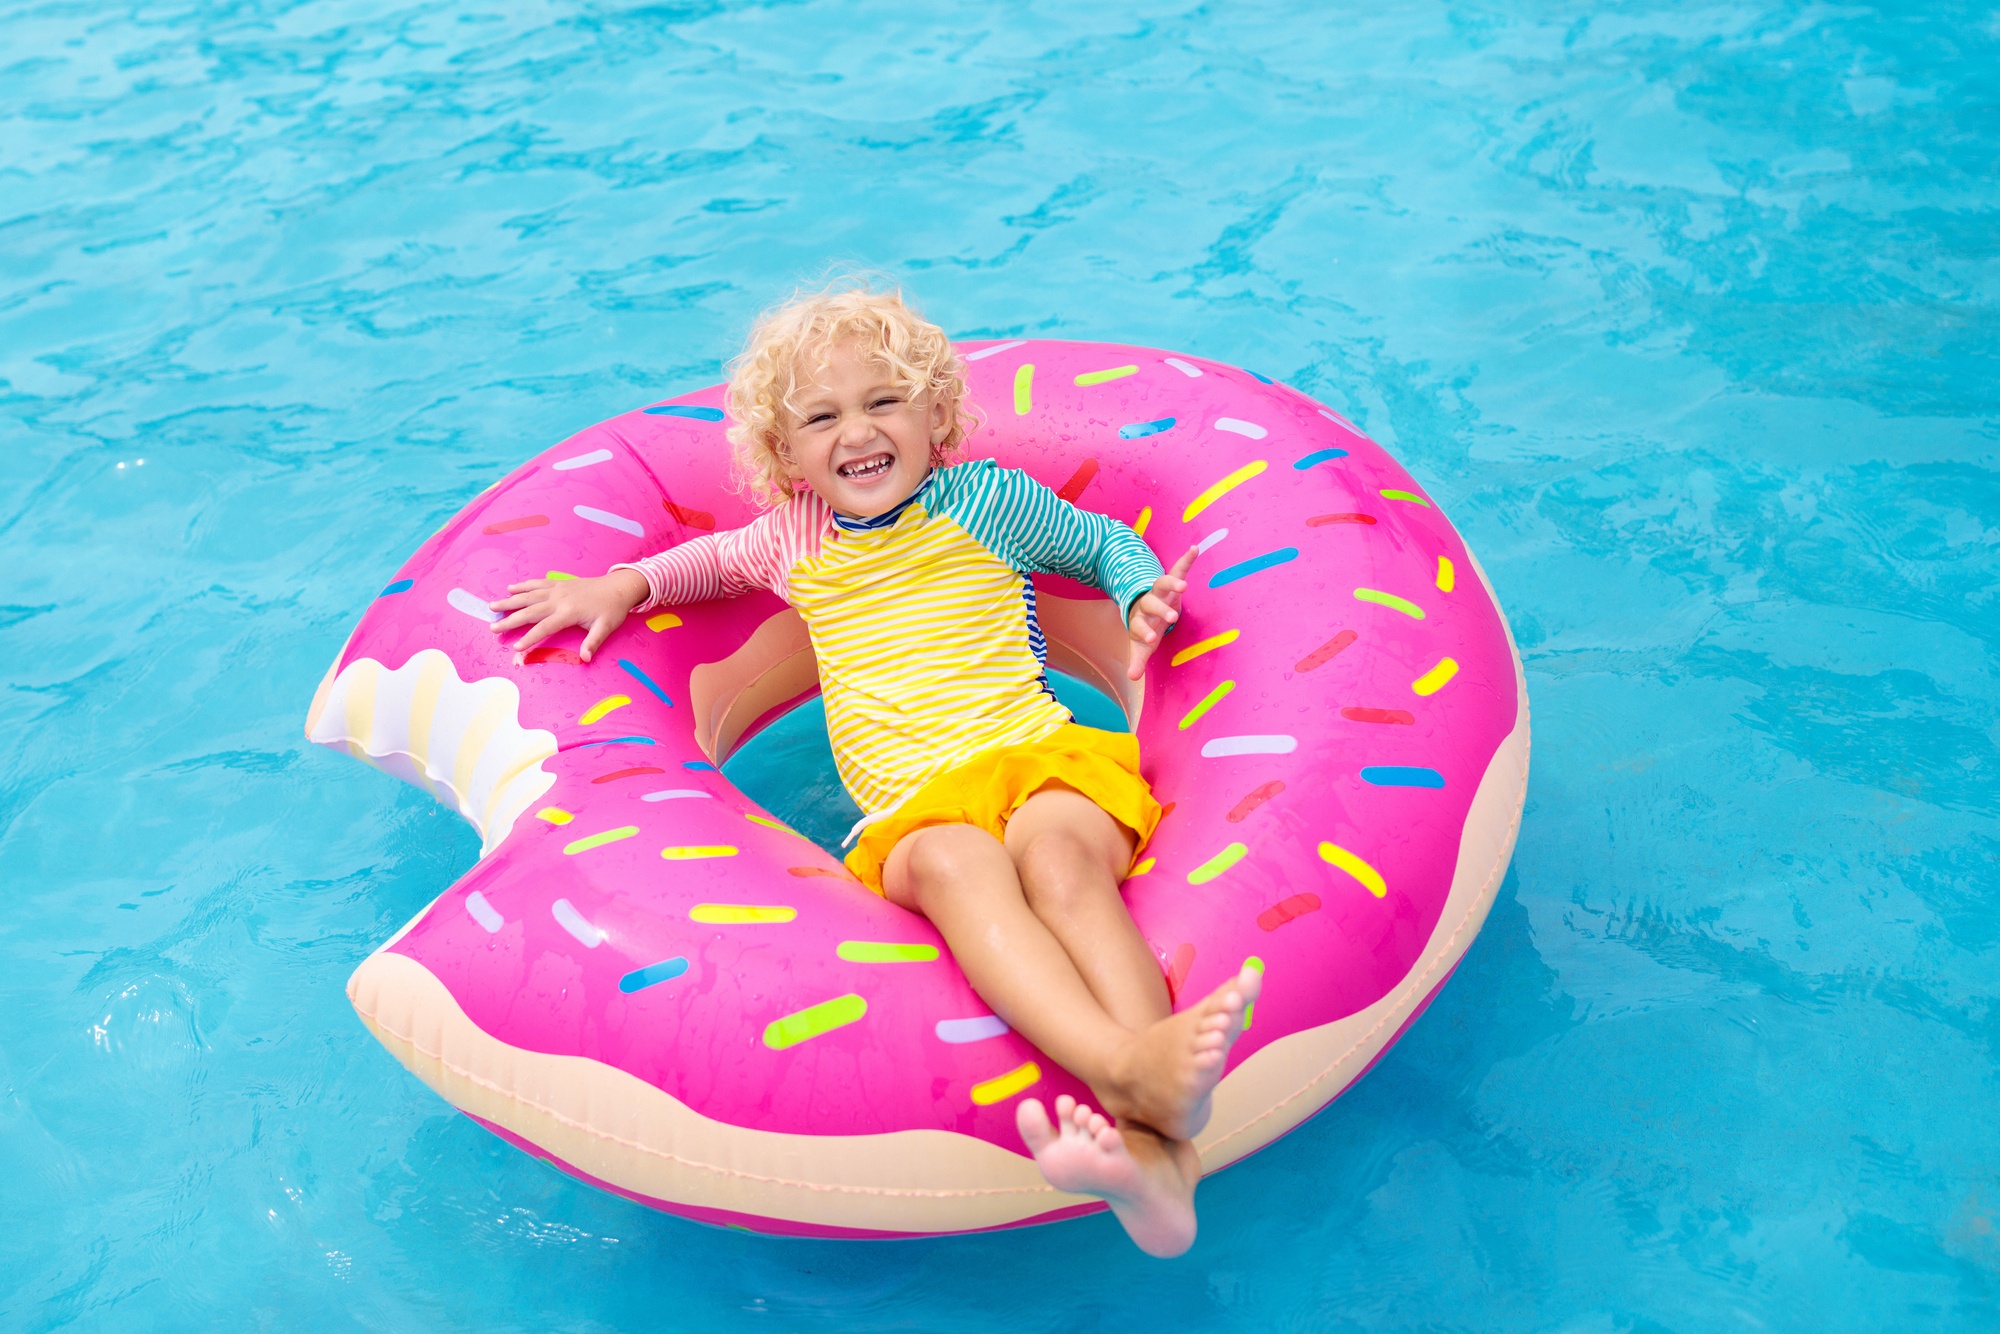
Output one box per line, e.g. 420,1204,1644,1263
1017,1098,1055,1150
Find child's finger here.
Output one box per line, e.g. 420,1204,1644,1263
490,606,547,633
488,591,544,612
579,618,614,662
1167,546,1199,579
505,579,555,595
511,614,572,654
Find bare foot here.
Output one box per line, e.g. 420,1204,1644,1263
1019,1094,1198,1258
1106,964,1261,1141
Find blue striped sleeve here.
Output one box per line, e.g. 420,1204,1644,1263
941,460,1163,621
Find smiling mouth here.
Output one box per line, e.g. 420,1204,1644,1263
837,454,895,481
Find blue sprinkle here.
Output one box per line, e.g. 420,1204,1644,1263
1208,548,1299,589
682,760,716,771
575,736,655,749
617,658,674,707
1293,448,1349,469
1247,369,1274,384
645,404,724,421
1361,765,1446,789
379,578,414,596
619,957,690,993
1118,418,1176,439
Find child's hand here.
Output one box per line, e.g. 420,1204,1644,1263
1126,546,1197,681
487,569,650,664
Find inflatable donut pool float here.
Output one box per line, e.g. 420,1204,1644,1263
306,339,1529,1238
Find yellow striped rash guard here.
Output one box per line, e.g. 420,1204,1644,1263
614,459,1162,816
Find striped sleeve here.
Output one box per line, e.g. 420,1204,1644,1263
610,502,814,610
946,460,1163,620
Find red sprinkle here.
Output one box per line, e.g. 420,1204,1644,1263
1297,630,1358,672
1256,893,1322,932
788,865,856,881
1342,706,1415,725
1306,513,1376,526
1226,781,1286,823
1166,943,1196,1002
1055,458,1099,503
483,515,550,534
591,766,665,784
523,646,583,665
665,500,716,530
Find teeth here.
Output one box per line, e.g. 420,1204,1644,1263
840,457,891,479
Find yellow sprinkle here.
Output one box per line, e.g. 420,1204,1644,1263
564,826,638,855
1319,842,1387,898
661,845,739,861
1127,857,1156,878
970,1061,1042,1105
690,903,794,923
1169,629,1239,667
1132,506,1152,537
1013,363,1034,415
1183,460,1268,522
1188,842,1248,885
1242,955,1265,1029
744,812,799,835
535,807,574,826
836,941,940,963
545,570,577,581
579,694,631,725
1178,680,1235,730
1435,556,1455,592
1411,658,1460,696
646,612,683,632
1074,365,1138,386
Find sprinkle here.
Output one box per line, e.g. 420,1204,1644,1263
618,658,673,706
591,766,663,784
1120,418,1176,439
1183,460,1268,522
563,827,638,855
535,807,574,825
482,515,549,534
1353,588,1425,619
1170,629,1239,666
661,845,739,860
379,578,413,596
1163,357,1203,377
1296,630,1358,672
1257,893,1322,931
787,866,850,878
1247,369,1274,384
1412,658,1460,696
1320,842,1387,897
970,1062,1041,1105
1215,418,1268,440
552,448,613,471
524,646,582,666
964,340,1025,361
1361,766,1445,788
579,694,631,725
1127,858,1156,877
1188,842,1249,884
1202,735,1297,757
619,957,689,992
574,505,643,537
544,571,576,581
1195,528,1229,555
1227,781,1285,822
763,994,866,1050
646,612,682,631
464,891,503,933
1178,680,1235,730
665,501,715,530
551,898,605,946
1306,512,1377,527
1380,489,1430,507
1132,506,1152,536
1209,548,1298,588
575,735,655,748
744,812,797,834
1055,458,1098,503
645,404,724,421
1435,556,1455,591
1293,449,1348,469
836,941,941,963
1075,365,1138,386
1167,944,1195,999
935,1016,1009,1043
642,789,711,802
1013,364,1034,415
1241,955,1265,1029
691,904,794,924
681,759,715,770
447,588,498,623
1342,706,1414,725
1318,406,1359,430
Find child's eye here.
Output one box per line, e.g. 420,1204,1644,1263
805,412,836,426
869,396,901,410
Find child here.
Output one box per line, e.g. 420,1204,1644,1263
486,284,1260,1257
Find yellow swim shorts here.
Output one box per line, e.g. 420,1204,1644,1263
843,723,1163,896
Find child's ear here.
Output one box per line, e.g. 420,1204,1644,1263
929,392,951,445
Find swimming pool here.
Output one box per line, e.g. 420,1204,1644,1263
3,0,1994,1328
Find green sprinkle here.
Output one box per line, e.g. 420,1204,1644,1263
563,826,639,855
1188,842,1249,885
1074,365,1139,386
1013,364,1034,415
836,942,941,963
1379,489,1430,506
1178,680,1236,730
1353,588,1426,619
763,994,867,1050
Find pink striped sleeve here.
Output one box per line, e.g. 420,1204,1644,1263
610,496,826,611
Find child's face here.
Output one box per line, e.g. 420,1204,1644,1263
778,338,949,518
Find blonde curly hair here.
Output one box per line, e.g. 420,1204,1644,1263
724,281,975,507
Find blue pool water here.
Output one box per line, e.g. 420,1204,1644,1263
3,0,1995,1328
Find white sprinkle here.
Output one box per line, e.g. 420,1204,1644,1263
964,340,1027,361
553,448,614,471
552,898,605,947
641,789,713,802
574,505,642,536
1163,358,1203,377
1215,418,1268,439
1201,735,1299,757
1318,407,1359,431
1195,528,1229,555
446,588,499,623
935,1015,1011,1043
465,891,504,933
